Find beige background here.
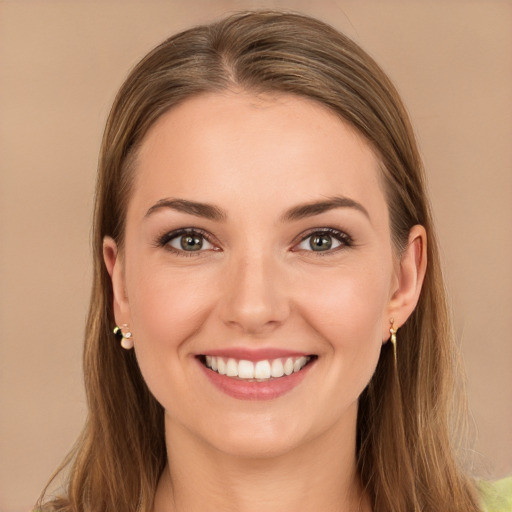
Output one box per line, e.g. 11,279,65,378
1,1,511,510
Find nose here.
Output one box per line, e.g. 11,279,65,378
218,252,290,335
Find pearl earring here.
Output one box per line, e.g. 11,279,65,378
113,324,134,350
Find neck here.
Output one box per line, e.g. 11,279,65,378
153,409,370,512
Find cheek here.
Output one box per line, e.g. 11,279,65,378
124,259,218,402
126,258,215,344
295,262,390,384
298,261,390,338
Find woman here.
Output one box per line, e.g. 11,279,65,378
37,10,510,512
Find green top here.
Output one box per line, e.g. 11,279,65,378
479,477,512,512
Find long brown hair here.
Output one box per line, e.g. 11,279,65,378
38,11,481,512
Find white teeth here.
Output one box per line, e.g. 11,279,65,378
238,360,254,379
293,356,307,372
254,360,271,379
284,357,294,376
271,358,285,378
203,355,311,380
226,358,238,377
217,358,227,375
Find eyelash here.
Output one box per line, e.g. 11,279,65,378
155,228,217,257
292,228,353,255
154,227,353,257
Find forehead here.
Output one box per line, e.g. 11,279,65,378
129,91,387,222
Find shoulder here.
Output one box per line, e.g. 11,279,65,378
478,477,512,512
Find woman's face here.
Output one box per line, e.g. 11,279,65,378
106,92,413,458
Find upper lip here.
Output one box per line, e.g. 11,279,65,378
197,348,313,362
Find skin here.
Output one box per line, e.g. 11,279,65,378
104,91,427,512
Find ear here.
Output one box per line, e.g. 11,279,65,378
384,224,427,340
103,236,131,325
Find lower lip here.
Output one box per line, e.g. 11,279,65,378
196,358,315,400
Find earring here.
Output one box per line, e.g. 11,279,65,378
389,319,397,363
113,324,134,350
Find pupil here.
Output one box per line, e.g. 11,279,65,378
310,234,332,251
181,234,202,251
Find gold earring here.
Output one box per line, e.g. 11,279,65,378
113,324,134,350
389,319,397,363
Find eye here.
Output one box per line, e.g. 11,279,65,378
294,229,351,253
158,229,216,254
170,233,213,252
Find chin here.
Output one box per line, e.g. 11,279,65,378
207,424,308,460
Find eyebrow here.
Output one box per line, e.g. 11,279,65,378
145,198,227,221
280,196,370,222
145,195,369,222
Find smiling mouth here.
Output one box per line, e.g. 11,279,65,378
197,355,317,382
